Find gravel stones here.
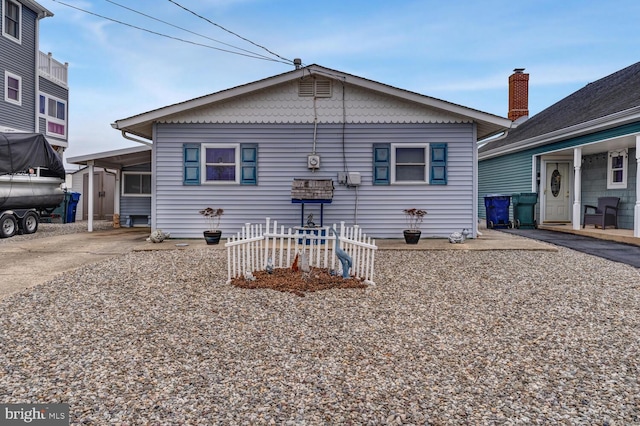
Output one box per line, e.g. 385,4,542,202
1,231,639,424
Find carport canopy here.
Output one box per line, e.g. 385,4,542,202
66,145,152,232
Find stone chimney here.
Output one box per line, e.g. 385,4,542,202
508,68,529,121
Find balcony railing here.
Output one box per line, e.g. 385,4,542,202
38,51,68,87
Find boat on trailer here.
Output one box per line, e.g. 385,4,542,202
0,133,66,238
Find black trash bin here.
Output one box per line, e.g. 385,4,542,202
484,194,511,229
512,192,538,229
66,192,81,224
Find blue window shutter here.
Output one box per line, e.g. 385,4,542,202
373,143,390,185
183,143,200,185
430,143,447,185
240,144,257,185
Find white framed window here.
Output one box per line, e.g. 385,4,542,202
390,143,429,183
201,143,240,184
607,149,628,189
2,0,21,43
39,93,67,137
122,172,151,196
4,71,21,105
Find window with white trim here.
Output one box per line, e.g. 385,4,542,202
202,144,240,183
2,0,21,43
607,149,628,189
122,172,151,196
39,93,67,137
391,143,429,183
4,71,21,105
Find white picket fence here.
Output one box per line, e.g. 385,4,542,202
225,218,378,285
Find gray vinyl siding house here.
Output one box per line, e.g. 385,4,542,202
479,62,640,238
1,0,68,152
112,64,511,239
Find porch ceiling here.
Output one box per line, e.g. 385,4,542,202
542,134,636,156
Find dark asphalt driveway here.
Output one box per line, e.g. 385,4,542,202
500,228,640,268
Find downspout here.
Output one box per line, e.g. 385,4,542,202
115,128,153,230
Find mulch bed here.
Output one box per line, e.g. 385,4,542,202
231,267,367,297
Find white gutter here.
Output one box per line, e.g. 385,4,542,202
120,130,152,146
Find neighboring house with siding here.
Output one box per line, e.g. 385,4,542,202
479,63,640,238
107,64,511,239
1,0,69,153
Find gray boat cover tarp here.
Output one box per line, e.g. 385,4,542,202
0,133,65,179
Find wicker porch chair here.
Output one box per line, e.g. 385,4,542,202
582,197,620,229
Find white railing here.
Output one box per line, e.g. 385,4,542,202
225,218,378,285
38,51,68,86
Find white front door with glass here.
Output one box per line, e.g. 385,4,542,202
544,161,572,222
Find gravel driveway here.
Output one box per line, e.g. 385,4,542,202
1,225,639,424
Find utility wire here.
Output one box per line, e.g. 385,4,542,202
167,0,294,65
103,0,274,61
50,0,292,64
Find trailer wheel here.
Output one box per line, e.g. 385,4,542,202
21,211,39,234
0,214,18,238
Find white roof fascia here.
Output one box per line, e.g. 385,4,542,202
111,71,303,132
479,107,640,160
350,81,510,126
66,145,151,165
112,64,511,137
21,0,53,18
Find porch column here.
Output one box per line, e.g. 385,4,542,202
114,170,121,226
572,147,582,230
635,136,640,238
87,161,94,233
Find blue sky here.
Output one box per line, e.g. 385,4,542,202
37,0,640,164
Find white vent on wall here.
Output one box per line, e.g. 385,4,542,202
298,78,332,98
315,79,332,97
298,79,315,97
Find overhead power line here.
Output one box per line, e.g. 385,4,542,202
166,0,294,65
103,0,274,62
49,0,292,64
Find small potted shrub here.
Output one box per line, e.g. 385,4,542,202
199,207,224,245
403,208,427,244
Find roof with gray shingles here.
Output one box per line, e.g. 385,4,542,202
479,61,640,154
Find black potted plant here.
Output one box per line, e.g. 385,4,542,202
199,207,224,245
403,208,427,244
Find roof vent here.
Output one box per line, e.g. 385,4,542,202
298,78,332,98
294,58,302,69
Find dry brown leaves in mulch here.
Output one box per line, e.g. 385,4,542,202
231,267,368,297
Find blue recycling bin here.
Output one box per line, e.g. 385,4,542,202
484,194,511,229
66,192,81,223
